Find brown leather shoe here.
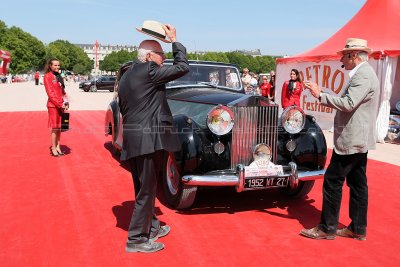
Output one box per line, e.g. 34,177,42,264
336,227,366,241
300,227,335,240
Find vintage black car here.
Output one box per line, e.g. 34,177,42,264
105,60,327,209
79,75,116,92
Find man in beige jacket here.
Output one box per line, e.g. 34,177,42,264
300,38,380,241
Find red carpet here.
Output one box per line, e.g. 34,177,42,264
0,111,399,267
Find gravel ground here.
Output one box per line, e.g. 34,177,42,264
0,80,114,111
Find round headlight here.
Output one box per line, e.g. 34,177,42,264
281,106,306,134
207,106,234,135
253,143,272,162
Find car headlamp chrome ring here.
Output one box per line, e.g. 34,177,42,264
253,143,272,162
280,106,306,134
207,105,234,136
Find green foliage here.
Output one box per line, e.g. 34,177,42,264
100,50,136,72
0,23,46,74
0,20,7,40
164,52,173,59
169,51,276,73
46,40,92,74
73,64,88,75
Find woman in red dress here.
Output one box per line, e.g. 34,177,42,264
281,68,303,109
43,58,68,157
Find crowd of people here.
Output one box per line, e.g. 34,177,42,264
241,68,276,100
241,67,305,109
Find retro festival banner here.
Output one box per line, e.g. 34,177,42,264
276,60,347,130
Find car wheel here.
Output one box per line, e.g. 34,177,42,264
83,88,89,92
90,85,97,92
109,89,114,92
159,152,197,209
279,180,315,198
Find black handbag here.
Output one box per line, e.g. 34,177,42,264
61,112,70,132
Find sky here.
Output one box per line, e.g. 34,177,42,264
1,0,367,56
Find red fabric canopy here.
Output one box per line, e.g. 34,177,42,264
277,0,400,63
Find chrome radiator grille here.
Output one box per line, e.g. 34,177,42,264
231,105,278,168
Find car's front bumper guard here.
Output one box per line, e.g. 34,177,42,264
181,162,325,192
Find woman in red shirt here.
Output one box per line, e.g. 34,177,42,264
43,58,68,157
281,69,303,108
259,75,272,99
269,70,276,101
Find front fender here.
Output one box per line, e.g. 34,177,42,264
277,115,327,170
172,114,202,174
173,114,231,175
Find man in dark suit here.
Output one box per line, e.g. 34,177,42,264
118,23,189,253
301,38,380,241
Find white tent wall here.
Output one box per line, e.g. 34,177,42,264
390,58,400,110
375,56,398,142
276,56,399,141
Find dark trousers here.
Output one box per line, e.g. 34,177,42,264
127,150,168,244
319,151,368,235
35,79,39,85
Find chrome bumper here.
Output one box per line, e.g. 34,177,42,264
181,162,325,192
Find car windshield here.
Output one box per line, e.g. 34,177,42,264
166,64,241,91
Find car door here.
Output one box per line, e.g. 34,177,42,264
103,77,114,90
95,77,103,89
108,76,116,90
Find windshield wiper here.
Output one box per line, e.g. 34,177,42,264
198,82,223,89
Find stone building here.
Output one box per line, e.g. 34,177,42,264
233,49,262,57
75,43,137,75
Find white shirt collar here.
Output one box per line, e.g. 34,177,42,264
349,61,366,79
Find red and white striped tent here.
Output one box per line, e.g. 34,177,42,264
275,0,400,141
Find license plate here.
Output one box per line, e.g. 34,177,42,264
244,177,289,189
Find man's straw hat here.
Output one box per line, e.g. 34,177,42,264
337,38,372,55
136,20,170,43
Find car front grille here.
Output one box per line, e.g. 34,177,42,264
231,105,278,168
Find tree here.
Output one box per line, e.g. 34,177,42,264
73,63,90,75
225,52,243,67
0,25,46,74
225,52,277,74
0,20,7,42
100,50,136,73
46,40,92,74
